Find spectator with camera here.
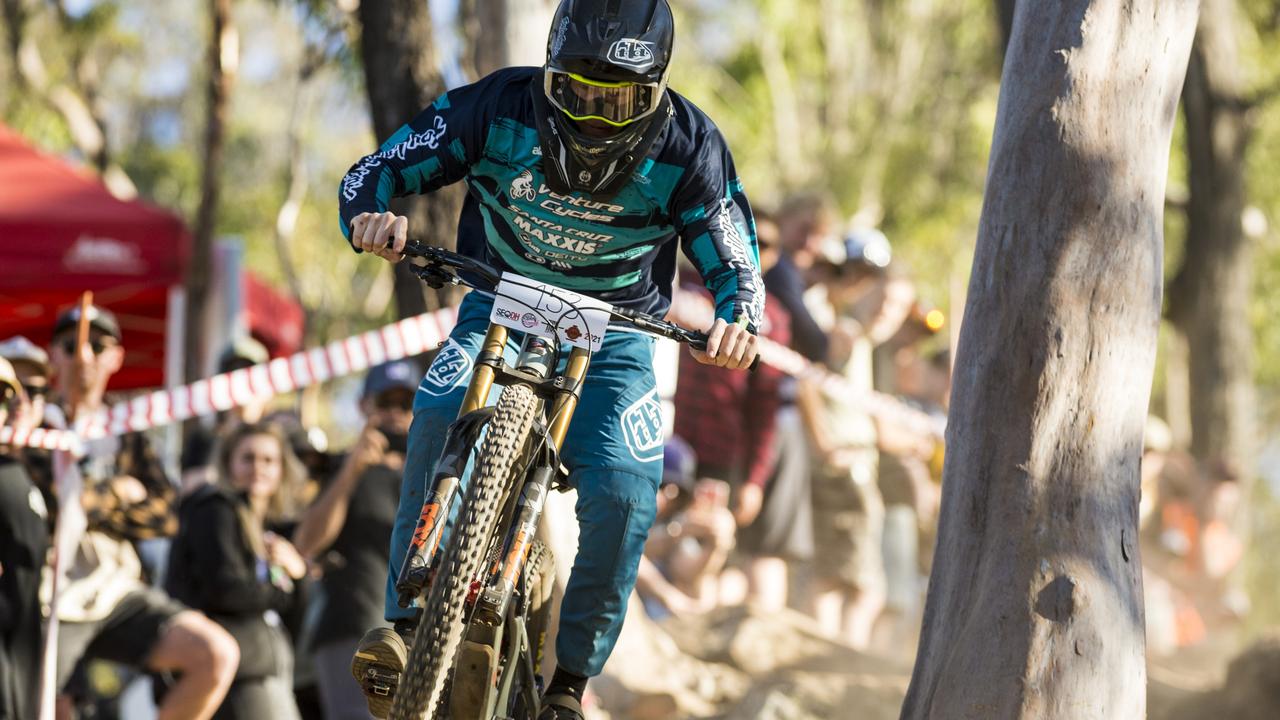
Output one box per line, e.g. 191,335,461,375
292,360,416,720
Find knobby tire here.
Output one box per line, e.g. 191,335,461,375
389,383,540,720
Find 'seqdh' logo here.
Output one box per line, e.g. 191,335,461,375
511,170,537,202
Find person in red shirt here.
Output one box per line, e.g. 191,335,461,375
674,212,792,608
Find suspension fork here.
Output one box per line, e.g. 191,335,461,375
394,408,492,608
393,324,509,608
475,346,591,626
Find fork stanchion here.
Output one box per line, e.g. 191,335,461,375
459,325,509,417
546,347,591,449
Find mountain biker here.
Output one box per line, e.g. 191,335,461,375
338,1,762,718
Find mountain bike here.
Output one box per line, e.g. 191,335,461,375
377,241,746,720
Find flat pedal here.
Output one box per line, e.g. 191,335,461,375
360,666,400,697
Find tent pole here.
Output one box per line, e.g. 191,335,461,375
164,286,186,480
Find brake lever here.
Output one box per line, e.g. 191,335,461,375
408,263,459,290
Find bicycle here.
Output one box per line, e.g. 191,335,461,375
372,241,752,720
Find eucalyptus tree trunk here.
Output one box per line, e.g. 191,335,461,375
900,0,1198,717
185,0,236,381
461,0,509,78
1167,0,1256,473
357,0,461,318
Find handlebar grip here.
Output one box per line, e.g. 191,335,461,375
686,332,761,372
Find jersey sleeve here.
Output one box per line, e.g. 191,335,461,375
673,130,765,331
337,74,504,246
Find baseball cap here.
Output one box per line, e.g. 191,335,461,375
661,435,697,493
218,335,270,373
0,336,51,375
53,304,122,341
362,359,421,399
821,227,892,270
843,228,892,270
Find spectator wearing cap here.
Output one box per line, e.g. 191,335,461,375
798,227,909,650
0,337,57,525
0,337,52,435
0,357,48,720
292,360,417,720
181,336,274,493
44,304,238,720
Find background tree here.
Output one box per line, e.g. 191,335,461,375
0,0,136,197
1167,0,1272,475
185,0,237,381
355,0,461,319
900,0,1198,717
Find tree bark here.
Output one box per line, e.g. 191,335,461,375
461,0,509,78
356,0,462,319
901,0,1197,718
185,0,236,381
1167,0,1255,472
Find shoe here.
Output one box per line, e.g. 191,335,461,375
351,627,408,719
537,692,585,720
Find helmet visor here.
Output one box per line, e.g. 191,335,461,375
544,69,662,128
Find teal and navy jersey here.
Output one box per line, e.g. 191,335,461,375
339,67,763,329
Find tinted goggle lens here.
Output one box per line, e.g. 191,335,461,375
545,71,658,127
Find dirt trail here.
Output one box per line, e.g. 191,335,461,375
595,602,1280,720
595,603,909,720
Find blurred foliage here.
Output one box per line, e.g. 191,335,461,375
0,0,382,346
674,0,1000,314
3,0,1280,646
2,0,1280,429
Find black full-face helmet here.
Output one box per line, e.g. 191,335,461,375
533,0,675,199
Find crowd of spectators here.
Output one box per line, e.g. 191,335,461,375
643,192,952,656
0,304,417,720
638,192,1247,669
0,194,1252,719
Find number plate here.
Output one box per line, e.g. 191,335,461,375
489,272,612,352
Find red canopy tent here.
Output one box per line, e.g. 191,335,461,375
0,124,191,389
0,125,308,391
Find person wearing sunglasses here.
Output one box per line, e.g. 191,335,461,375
0,337,52,435
43,305,239,720
339,2,764,717
292,360,417,720
0,355,49,720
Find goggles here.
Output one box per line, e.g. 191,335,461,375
544,69,664,128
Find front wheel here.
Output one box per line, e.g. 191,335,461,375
390,383,541,720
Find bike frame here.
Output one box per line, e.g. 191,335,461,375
387,240,742,719
394,320,591,719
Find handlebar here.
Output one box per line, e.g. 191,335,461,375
400,240,758,369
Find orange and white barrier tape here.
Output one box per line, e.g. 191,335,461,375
2,288,944,451
0,305,458,454
666,290,946,440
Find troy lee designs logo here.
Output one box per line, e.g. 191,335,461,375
511,170,536,201
342,115,448,201
607,39,655,71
